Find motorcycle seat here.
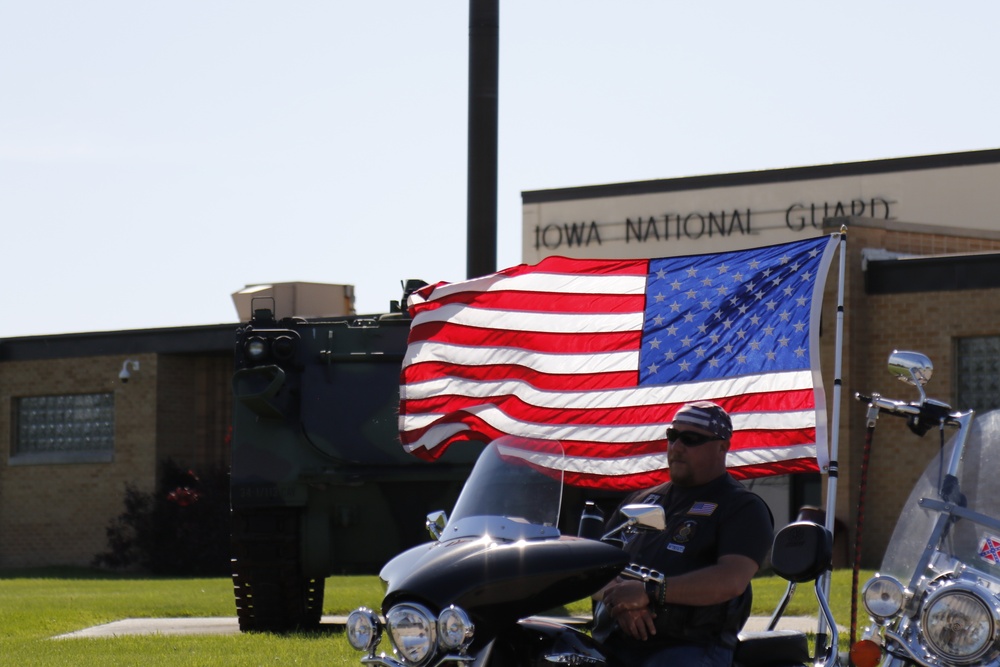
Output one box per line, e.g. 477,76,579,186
734,629,809,665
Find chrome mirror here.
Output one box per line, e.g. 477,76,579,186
888,350,932,404
619,503,666,531
426,510,447,540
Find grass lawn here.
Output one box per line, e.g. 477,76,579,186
0,567,871,666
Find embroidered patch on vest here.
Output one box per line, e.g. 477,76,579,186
688,501,718,516
672,519,698,544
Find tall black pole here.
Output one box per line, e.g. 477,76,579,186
466,0,498,279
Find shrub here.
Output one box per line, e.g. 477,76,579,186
94,460,231,576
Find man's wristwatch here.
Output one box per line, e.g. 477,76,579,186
643,579,658,603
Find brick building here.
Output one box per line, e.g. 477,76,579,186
0,326,234,567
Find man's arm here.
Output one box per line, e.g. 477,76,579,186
603,553,758,609
600,554,759,641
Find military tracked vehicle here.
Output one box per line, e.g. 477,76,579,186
228,281,480,632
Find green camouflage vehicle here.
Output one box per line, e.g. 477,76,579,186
228,282,480,632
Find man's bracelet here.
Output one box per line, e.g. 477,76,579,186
643,578,668,606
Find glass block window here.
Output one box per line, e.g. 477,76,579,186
956,336,1000,414
12,393,115,464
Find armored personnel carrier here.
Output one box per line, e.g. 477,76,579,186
229,282,480,632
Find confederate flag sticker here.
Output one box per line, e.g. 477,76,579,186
979,534,1000,565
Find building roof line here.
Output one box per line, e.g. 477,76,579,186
522,148,1000,204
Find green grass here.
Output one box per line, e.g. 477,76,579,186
0,567,872,665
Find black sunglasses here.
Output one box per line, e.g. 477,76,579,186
666,428,721,447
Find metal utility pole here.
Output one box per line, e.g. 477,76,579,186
466,0,498,279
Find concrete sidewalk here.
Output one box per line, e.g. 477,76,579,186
53,614,843,639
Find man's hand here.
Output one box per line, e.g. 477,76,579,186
602,579,657,641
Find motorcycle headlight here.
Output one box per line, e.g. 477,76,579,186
862,574,905,619
921,582,1000,664
345,607,381,652
438,605,474,650
386,602,437,665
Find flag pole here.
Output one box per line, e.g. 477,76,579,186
815,227,847,652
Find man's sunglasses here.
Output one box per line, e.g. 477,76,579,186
666,428,721,447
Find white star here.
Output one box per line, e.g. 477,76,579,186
700,298,713,310
670,301,681,312
664,349,676,361
794,347,807,357
647,362,659,374
656,268,668,279
766,350,777,361
778,336,790,347
708,357,721,368
670,279,682,290
763,325,775,336
666,324,678,336
718,263,729,274
679,360,691,372
793,321,806,332
649,338,661,349
686,267,698,278
779,310,791,322
695,346,707,358
654,292,666,302
681,335,693,346
765,299,778,310
736,353,748,364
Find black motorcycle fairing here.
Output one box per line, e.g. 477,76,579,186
380,534,627,639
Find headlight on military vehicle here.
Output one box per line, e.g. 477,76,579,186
862,574,905,619
438,605,474,650
386,602,437,665
271,334,296,361
921,582,999,664
345,607,382,652
245,336,268,361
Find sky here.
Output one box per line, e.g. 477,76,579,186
3,2,1000,338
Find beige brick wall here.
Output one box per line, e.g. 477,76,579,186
0,354,158,567
825,219,1000,565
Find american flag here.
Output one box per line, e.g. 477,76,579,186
399,234,840,490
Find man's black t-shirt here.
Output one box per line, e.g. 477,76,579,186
605,472,773,649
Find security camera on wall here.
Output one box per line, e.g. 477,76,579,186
119,359,140,383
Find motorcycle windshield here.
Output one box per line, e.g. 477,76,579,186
880,409,1000,581
442,436,564,541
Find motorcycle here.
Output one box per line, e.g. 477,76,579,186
852,350,1000,667
346,435,840,666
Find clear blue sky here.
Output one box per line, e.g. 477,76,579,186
3,2,999,337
